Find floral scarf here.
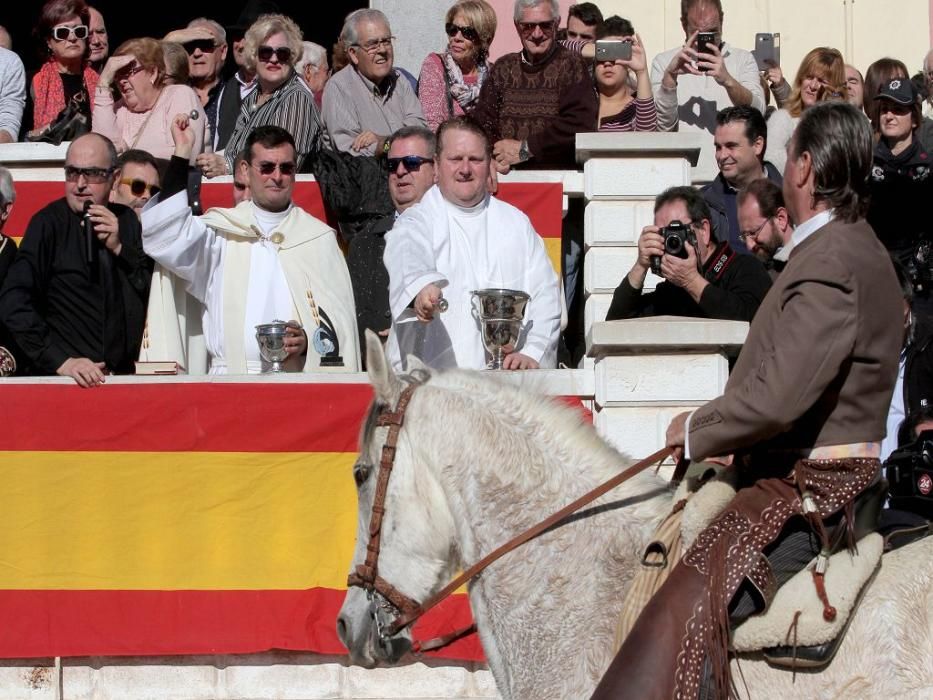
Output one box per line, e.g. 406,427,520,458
32,59,100,130
441,51,488,110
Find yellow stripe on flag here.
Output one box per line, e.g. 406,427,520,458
0,451,359,590
544,238,561,275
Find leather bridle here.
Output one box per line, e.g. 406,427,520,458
347,381,673,653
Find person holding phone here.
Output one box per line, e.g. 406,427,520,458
591,16,656,132
764,47,845,173
650,0,764,175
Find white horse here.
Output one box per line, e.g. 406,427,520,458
337,335,933,699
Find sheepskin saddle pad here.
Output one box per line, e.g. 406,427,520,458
678,468,883,660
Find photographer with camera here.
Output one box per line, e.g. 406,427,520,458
606,185,771,321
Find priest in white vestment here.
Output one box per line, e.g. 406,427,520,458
140,122,360,373
384,117,561,371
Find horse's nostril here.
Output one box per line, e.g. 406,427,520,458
336,615,350,648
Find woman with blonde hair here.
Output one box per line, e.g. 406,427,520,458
93,37,205,162
418,0,497,131
198,13,322,177
765,47,845,172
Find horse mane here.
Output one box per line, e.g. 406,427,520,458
415,367,666,501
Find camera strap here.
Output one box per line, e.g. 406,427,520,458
704,241,737,283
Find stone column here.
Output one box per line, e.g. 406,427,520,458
576,132,703,340
587,316,747,464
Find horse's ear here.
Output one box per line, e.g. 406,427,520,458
405,353,428,374
365,329,402,403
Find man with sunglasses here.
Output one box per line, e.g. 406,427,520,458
472,0,597,172
322,9,426,157
0,133,153,386
110,149,161,217
141,121,359,374
164,18,228,148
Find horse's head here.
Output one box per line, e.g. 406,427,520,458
337,332,459,667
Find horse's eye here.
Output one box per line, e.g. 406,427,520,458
353,463,372,488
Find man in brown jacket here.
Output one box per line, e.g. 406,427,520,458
592,102,903,699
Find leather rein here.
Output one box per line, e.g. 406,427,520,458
347,382,673,653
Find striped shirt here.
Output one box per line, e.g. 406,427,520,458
321,65,426,156
223,73,323,172
599,97,658,132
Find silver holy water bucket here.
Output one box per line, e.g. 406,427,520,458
255,320,289,373
471,288,530,370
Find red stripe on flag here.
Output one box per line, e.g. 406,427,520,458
0,588,482,660
0,383,372,452
495,182,563,238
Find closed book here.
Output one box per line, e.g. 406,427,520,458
134,361,183,375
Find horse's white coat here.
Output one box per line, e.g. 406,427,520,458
338,333,933,700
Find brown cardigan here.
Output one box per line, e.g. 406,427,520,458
689,217,902,460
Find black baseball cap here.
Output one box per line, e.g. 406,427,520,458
874,78,916,106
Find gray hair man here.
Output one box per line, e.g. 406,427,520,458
295,41,329,107
164,18,228,147
0,165,16,283
594,101,903,700
384,116,561,371
0,42,25,143
322,9,426,156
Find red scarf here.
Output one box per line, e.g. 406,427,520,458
31,60,100,130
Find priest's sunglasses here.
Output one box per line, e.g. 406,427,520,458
51,24,89,41
120,178,161,197
252,161,297,176
64,166,114,183
387,155,434,173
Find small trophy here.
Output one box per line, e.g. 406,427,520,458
471,288,530,370
255,320,290,373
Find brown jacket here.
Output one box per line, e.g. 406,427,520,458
689,217,902,460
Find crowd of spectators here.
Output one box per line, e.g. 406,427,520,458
0,0,932,457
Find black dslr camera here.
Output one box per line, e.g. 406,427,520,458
650,220,695,276
884,429,933,519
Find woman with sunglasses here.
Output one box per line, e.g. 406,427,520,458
418,0,498,132
24,0,99,138
92,38,205,164
198,13,322,178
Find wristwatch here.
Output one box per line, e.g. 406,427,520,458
518,139,531,163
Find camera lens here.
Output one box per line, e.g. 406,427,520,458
666,234,684,255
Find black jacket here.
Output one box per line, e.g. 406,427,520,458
606,241,772,322
898,324,933,445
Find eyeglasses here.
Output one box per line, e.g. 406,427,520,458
51,24,89,41
115,64,146,82
445,23,479,43
516,20,556,36
252,161,297,176
64,166,114,183
183,39,217,55
387,155,434,173
738,218,772,241
257,45,293,63
119,178,161,197
352,36,394,54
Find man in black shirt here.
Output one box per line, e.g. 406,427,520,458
606,185,771,322
0,133,152,386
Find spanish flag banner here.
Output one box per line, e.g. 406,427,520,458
0,382,482,660
7,181,565,274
